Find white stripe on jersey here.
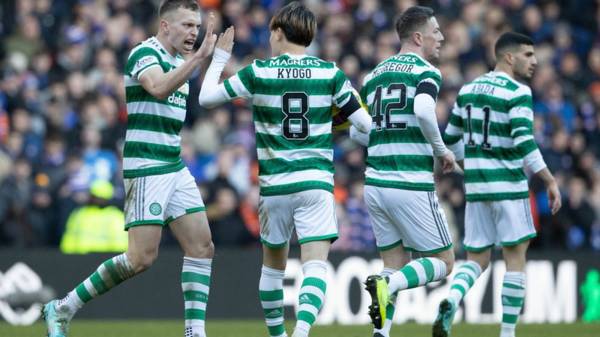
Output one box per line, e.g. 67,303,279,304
258,170,334,187
463,106,511,124
467,134,515,148
254,121,332,137
369,114,420,128
227,74,252,98
123,157,176,170
368,142,432,157
253,94,333,108
387,113,417,127
126,104,186,121
256,148,333,161
464,157,524,170
508,107,534,119
365,168,433,183
125,129,181,147
465,181,528,194
511,127,529,136
514,134,535,146
445,122,463,136
365,86,417,105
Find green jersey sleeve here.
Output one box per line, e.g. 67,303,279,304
508,90,538,156
444,102,464,145
125,47,161,80
417,68,442,95
332,69,355,108
223,63,255,99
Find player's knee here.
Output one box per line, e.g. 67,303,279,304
136,254,158,272
504,256,526,271
437,249,455,276
438,254,454,275
467,251,492,271
201,240,215,258
129,249,159,273
444,258,454,275
187,239,214,259
477,260,490,271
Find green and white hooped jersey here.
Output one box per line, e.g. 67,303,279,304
360,53,442,192
123,37,187,178
444,71,538,201
222,54,357,196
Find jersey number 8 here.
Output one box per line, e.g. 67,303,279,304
282,92,309,140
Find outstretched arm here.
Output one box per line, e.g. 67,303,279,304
139,14,217,100
198,26,236,107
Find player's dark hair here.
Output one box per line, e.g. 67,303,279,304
269,1,316,47
158,0,200,18
494,32,534,59
395,6,435,42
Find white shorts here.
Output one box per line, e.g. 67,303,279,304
123,167,205,229
364,186,452,253
259,190,338,247
464,198,536,251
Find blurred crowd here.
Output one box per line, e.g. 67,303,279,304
1,0,599,252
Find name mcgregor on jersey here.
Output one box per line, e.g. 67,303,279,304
371,62,415,78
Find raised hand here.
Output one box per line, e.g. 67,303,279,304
216,26,235,54
195,12,217,60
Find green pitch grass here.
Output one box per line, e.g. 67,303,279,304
2,320,599,337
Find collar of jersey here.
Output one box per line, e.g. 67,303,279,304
150,36,179,59
398,52,433,67
282,52,309,59
488,70,517,84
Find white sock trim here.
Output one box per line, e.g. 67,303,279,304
503,271,526,287
464,260,483,275
262,265,285,278
430,258,447,280
381,267,396,277
183,256,212,266
302,260,327,276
